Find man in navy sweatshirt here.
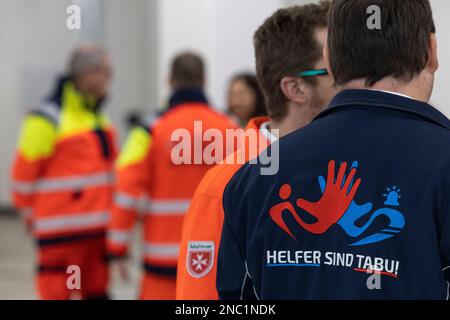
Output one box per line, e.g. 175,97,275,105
217,0,450,299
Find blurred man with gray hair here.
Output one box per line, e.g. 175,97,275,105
11,43,116,300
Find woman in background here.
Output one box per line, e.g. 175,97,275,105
228,73,266,127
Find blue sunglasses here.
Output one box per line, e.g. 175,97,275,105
297,68,329,78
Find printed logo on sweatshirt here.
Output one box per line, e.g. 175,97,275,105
269,160,406,246
265,250,401,280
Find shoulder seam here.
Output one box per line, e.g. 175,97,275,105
29,102,60,126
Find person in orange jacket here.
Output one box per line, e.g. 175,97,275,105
11,44,116,300
176,1,337,300
106,52,238,300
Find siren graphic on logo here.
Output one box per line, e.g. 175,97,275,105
269,160,405,246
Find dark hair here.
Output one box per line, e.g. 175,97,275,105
229,73,267,120
328,0,436,86
254,1,330,121
170,52,205,89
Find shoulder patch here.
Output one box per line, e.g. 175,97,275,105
187,241,215,279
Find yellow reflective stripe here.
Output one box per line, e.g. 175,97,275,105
117,127,152,169
18,115,57,161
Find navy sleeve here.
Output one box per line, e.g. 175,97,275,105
439,167,450,285
440,196,450,283
217,171,257,300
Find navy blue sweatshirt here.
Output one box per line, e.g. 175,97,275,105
218,89,450,300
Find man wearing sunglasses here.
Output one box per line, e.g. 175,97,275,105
176,1,335,300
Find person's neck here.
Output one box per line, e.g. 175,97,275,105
339,76,432,103
268,103,316,138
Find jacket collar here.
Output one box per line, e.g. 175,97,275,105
315,89,450,131
246,116,270,131
48,76,69,106
246,116,278,144
48,76,105,113
168,88,209,109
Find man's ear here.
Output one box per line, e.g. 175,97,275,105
323,43,334,80
427,33,439,73
280,76,308,105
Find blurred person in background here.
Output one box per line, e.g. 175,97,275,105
176,1,335,300
228,73,267,127
106,52,237,300
11,44,116,300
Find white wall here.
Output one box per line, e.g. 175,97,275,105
156,0,282,110
208,0,281,110
430,0,450,115
102,0,158,133
0,0,79,204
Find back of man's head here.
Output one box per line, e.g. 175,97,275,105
170,52,205,90
328,0,436,87
254,1,331,121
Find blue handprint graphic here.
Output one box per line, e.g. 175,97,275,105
317,161,405,246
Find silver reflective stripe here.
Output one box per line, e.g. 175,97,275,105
108,230,131,245
13,172,114,195
34,211,109,233
12,181,35,195
115,192,139,210
38,102,60,124
145,199,190,216
144,243,180,259
36,172,114,192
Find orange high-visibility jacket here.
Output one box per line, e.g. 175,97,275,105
11,78,117,244
176,117,273,300
107,91,238,277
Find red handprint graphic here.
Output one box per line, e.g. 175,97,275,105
269,160,361,240
296,160,361,234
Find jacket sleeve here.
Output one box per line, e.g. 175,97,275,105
107,125,153,258
176,182,224,300
217,175,257,300
440,171,450,285
11,114,57,225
